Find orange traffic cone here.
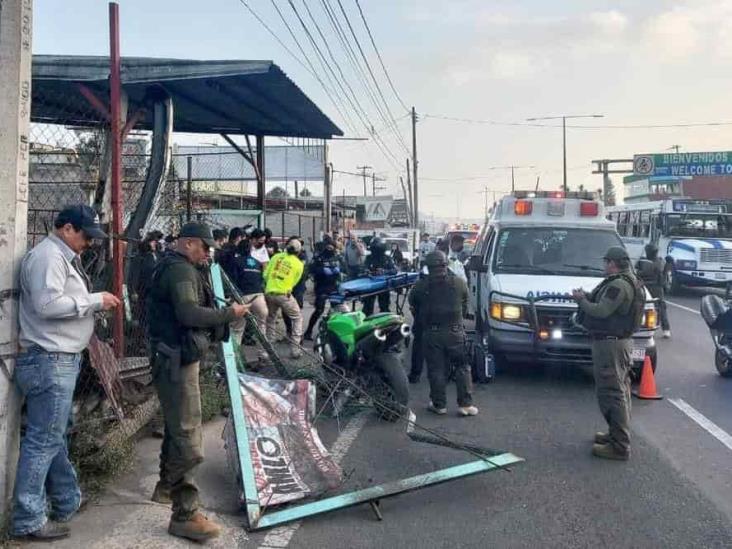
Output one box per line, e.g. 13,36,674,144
632,356,663,400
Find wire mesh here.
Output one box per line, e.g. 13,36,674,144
26,82,332,480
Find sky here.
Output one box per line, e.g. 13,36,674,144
32,0,732,220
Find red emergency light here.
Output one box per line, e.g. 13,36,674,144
514,200,533,215
580,202,599,216
552,191,565,199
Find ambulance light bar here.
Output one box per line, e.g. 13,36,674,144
514,200,533,216
513,190,597,200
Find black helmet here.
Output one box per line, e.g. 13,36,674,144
425,250,448,268
370,237,386,253
603,246,629,262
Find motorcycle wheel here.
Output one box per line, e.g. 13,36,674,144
373,352,409,422
715,349,732,377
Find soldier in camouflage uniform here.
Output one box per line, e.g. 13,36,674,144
409,251,478,417
572,246,644,461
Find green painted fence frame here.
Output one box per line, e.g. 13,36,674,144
210,263,524,531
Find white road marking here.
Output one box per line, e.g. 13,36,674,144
256,412,369,549
666,300,700,315
669,398,732,452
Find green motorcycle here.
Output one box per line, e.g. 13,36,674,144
314,310,411,421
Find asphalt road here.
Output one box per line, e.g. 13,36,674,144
246,289,732,549
24,290,732,548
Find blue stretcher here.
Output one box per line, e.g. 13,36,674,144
328,272,420,311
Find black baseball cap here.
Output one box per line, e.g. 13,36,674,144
179,221,217,247
56,204,107,239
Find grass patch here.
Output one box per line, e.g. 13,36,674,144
70,416,136,499
200,363,229,423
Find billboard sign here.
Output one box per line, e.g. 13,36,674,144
357,196,393,221
634,151,732,177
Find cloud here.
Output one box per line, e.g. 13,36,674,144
489,51,537,80
643,6,702,60
586,10,628,36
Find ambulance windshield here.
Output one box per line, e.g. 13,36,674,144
494,227,623,277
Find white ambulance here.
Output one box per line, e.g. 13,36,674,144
466,191,658,381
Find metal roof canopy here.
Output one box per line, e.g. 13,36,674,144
31,55,343,139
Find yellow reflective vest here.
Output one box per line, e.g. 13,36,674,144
263,252,304,294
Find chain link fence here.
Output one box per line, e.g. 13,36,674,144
27,87,328,487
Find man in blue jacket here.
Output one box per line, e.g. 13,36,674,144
304,236,346,340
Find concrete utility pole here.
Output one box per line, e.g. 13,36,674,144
371,172,386,196
323,144,332,233
357,165,371,197
411,107,419,227
405,158,414,226
527,114,604,192
0,0,32,528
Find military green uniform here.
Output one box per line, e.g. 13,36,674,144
577,268,638,455
147,251,236,521
408,268,472,409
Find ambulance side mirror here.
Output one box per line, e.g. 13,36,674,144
467,255,488,273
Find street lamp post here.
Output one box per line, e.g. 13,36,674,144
526,114,604,192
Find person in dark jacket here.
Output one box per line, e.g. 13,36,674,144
636,243,670,338
230,239,269,357
409,251,476,417
146,222,248,541
362,237,397,316
391,243,404,266
303,236,346,340
215,227,243,282
130,234,159,304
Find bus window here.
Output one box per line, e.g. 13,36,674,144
618,212,629,236
640,210,651,237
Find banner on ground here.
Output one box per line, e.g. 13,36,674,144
225,373,342,507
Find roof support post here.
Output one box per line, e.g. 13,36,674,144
256,135,265,227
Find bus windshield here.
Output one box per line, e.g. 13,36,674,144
494,227,623,277
664,213,732,239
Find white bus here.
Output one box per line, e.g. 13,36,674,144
607,199,732,293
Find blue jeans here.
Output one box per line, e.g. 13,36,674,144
12,347,82,535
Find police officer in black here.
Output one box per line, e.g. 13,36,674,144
409,251,478,417
636,243,671,338
146,222,248,541
362,237,397,316
303,235,345,340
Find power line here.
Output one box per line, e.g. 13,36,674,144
334,0,411,153
424,113,732,129
267,0,358,134
295,0,400,158
286,0,404,171
239,0,403,173
324,0,410,154
353,0,409,112
236,0,312,78
287,0,368,130
319,0,410,162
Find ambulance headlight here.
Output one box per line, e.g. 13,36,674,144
490,301,525,322
676,259,697,270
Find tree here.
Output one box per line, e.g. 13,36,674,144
266,186,289,198
300,187,312,197
604,178,617,206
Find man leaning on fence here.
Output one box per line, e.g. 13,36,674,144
146,221,249,542
12,205,121,541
